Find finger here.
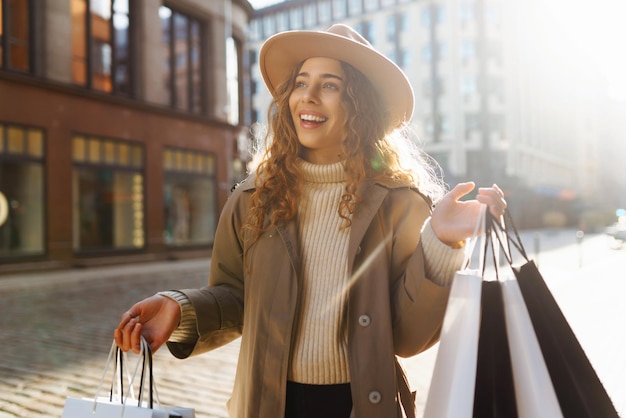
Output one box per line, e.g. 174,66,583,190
119,317,138,352
477,189,506,217
131,322,143,354
447,182,476,201
117,309,138,330
492,183,504,198
114,328,122,348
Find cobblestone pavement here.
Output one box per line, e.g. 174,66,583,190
0,260,238,418
1,230,625,417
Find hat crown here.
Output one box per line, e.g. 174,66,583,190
325,24,372,49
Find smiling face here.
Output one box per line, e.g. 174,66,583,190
289,57,348,164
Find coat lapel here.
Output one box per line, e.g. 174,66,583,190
348,181,389,269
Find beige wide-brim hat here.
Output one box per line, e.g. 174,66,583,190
259,24,415,130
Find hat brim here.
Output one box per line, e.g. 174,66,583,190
259,30,415,130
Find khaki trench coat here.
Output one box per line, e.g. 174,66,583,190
167,175,452,418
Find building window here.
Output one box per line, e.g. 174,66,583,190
262,14,275,37
0,0,33,72
226,36,241,125
163,148,217,246
348,0,362,15
461,74,477,97
460,2,476,23
289,7,303,30
460,39,476,63
465,113,480,139
421,44,432,63
400,49,410,69
364,0,378,12
72,135,144,251
387,14,396,42
355,20,374,44
319,1,331,24
71,0,133,94
248,19,261,42
276,11,289,32
303,3,316,28
421,8,431,28
160,6,205,114
333,0,347,20
0,123,44,258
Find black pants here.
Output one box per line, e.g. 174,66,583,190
285,381,352,418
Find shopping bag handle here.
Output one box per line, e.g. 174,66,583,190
93,337,160,415
465,203,488,273
488,209,530,266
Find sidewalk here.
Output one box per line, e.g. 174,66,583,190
0,258,212,292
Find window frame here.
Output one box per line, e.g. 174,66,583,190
160,5,207,115
71,0,135,95
0,0,36,73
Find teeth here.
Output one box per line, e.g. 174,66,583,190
300,114,327,122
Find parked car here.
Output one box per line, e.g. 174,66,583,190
605,222,626,244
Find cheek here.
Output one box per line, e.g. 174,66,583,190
288,93,299,115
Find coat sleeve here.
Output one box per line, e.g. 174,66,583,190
388,191,456,358
166,183,249,359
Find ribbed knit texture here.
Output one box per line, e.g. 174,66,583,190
158,290,198,342
288,160,351,384
420,219,468,286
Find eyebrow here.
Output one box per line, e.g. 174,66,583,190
296,71,344,82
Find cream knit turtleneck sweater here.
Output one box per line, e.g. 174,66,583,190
288,160,351,384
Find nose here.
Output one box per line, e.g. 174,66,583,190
302,85,319,103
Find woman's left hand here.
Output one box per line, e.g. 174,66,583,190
430,182,507,246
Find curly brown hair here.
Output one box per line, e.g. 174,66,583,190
243,59,445,245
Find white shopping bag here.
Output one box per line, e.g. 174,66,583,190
422,269,482,418
501,277,563,418
62,396,168,418
423,205,486,418
62,337,195,418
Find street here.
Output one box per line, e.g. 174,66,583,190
0,229,625,417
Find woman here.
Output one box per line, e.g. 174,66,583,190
115,24,507,418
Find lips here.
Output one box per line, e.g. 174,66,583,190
298,112,327,129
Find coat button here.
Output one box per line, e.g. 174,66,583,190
356,246,362,254
368,391,382,404
358,314,371,327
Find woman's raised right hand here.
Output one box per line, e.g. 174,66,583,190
114,294,181,354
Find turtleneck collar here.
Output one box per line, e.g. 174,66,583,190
298,159,345,184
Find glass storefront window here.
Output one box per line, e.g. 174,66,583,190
0,124,45,258
163,147,216,246
72,135,144,251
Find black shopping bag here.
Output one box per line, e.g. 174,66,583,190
493,211,620,418
473,279,517,418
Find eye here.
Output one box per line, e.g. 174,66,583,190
323,82,339,91
295,80,307,88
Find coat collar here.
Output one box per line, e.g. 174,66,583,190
235,172,416,192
